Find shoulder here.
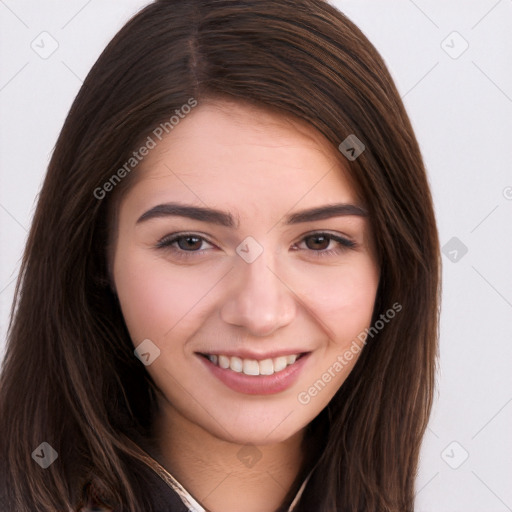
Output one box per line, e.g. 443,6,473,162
134,458,191,512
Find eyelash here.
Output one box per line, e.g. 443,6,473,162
155,231,356,260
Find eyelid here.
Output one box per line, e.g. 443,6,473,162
155,231,216,250
155,230,357,260
292,231,356,257
296,230,355,246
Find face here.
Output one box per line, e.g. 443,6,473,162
112,101,380,446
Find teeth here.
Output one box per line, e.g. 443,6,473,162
206,353,301,376
230,356,243,373
259,359,274,375
273,356,287,372
218,355,230,369
243,359,260,376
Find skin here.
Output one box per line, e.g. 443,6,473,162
112,100,380,512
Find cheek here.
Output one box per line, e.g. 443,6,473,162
293,259,379,410
113,250,221,343
287,257,379,343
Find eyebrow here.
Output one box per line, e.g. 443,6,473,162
136,202,368,227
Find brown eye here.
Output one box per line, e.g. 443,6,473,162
156,233,214,253
304,234,331,250
176,235,203,251
293,232,356,258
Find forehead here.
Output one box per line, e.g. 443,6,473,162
122,101,362,217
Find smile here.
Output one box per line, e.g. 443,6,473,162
198,351,310,395
203,353,301,376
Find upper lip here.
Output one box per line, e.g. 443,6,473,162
197,349,310,360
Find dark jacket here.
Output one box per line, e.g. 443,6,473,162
0,447,310,512
0,457,188,512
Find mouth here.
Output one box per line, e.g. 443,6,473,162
199,352,307,377
197,350,311,394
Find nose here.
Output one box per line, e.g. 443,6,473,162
219,250,297,337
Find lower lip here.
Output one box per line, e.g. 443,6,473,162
199,354,310,395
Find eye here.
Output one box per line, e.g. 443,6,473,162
293,232,356,257
155,231,356,261
156,232,215,257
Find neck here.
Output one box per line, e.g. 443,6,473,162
152,403,308,512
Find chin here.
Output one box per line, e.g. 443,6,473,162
203,405,313,446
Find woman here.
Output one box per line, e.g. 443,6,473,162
0,0,440,510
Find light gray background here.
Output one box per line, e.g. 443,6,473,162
1,1,511,510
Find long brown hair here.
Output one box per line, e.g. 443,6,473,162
0,0,440,510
